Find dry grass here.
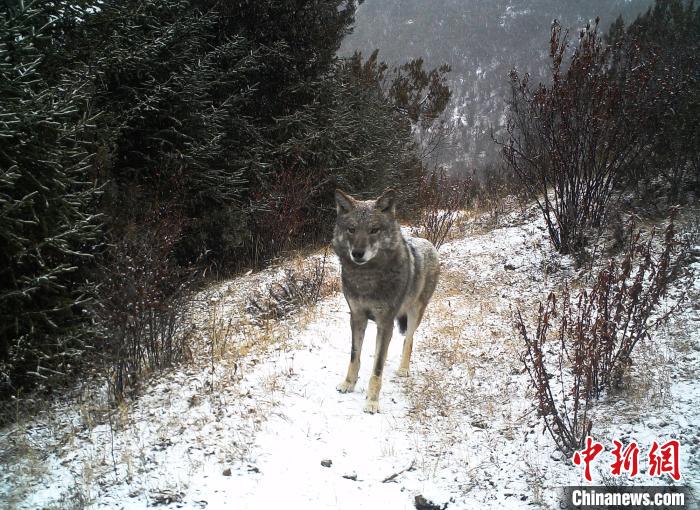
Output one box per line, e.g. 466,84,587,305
433,267,474,299
246,250,338,325
424,200,519,246
405,298,482,426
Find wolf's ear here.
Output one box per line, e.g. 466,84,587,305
376,189,396,214
335,189,356,215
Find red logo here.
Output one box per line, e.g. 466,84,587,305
648,440,681,481
572,437,604,482
572,437,681,482
610,440,640,477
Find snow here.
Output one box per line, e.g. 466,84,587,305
1,205,698,509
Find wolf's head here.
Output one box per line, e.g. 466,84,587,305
332,189,402,266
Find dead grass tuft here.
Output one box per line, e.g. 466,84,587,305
246,250,336,324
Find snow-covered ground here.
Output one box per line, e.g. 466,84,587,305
1,205,698,509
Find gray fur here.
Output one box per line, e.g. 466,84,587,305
332,189,440,413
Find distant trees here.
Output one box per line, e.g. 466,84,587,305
343,49,452,202
502,0,699,255
343,0,657,169
386,56,452,162
0,0,450,402
608,0,700,201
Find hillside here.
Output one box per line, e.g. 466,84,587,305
1,204,698,509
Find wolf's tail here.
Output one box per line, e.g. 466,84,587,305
397,314,407,335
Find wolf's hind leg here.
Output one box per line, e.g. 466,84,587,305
337,311,367,393
364,319,393,413
397,304,426,377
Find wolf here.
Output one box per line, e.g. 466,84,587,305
332,188,440,413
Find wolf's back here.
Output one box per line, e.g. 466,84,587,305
408,237,440,278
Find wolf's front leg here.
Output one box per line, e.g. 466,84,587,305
364,319,393,413
337,311,367,393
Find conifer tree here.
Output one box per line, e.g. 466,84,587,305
0,1,101,396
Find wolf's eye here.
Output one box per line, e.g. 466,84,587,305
347,227,356,234
370,227,380,234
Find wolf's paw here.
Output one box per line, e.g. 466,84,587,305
395,367,409,377
363,399,380,414
336,380,356,393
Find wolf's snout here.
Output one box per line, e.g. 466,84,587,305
351,249,365,261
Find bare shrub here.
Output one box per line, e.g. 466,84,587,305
96,212,196,400
516,292,593,456
417,168,472,249
516,213,688,454
246,253,330,324
502,19,658,254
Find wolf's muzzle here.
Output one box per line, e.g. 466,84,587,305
351,249,365,262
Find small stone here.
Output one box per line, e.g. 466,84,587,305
321,459,332,468
414,494,445,510
222,468,231,476
342,472,357,481
550,451,565,462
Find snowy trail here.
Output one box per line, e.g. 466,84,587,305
184,295,434,509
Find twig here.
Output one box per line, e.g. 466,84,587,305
381,459,416,483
